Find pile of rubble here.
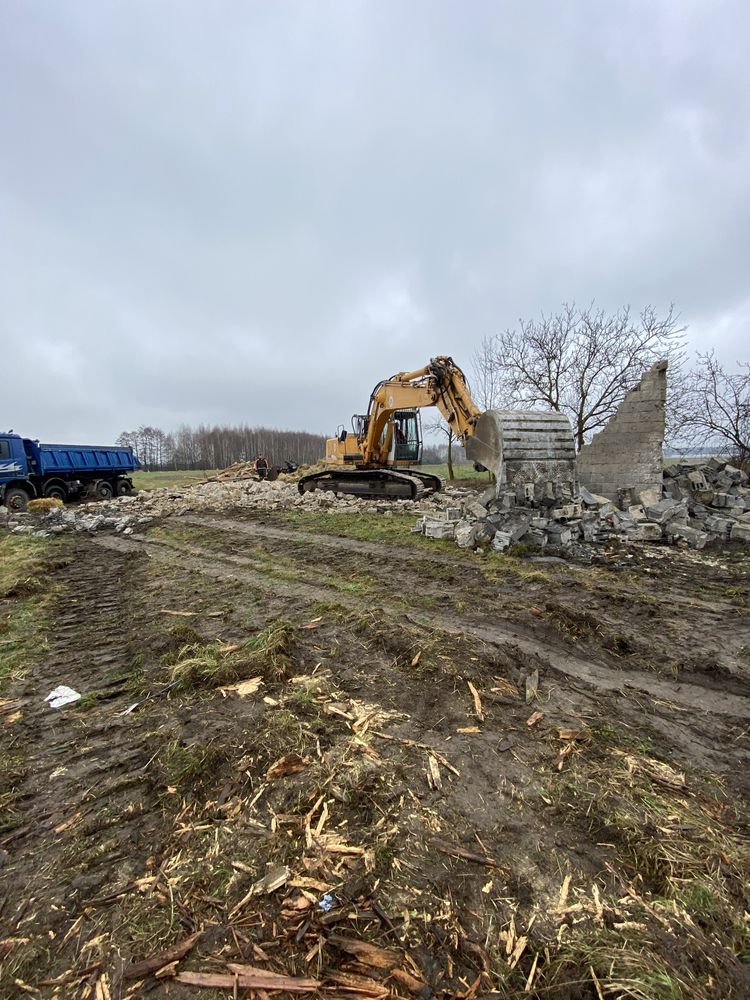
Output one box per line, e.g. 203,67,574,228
418,459,750,553
1,476,459,538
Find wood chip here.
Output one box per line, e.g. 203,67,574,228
220,677,263,697
526,710,544,727
229,866,290,916
266,753,308,781
467,681,484,722
176,969,319,992
433,838,500,869
426,755,442,791
327,935,401,969
123,930,203,979
410,651,422,666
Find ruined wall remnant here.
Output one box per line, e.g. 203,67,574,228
577,360,667,501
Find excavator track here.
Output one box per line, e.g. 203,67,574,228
298,468,443,500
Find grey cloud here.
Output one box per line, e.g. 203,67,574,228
1,0,748,443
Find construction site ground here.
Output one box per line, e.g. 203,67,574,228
1,506,749,999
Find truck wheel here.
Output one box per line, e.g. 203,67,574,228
96,481,114,499
4,487,30,513
115,479,132,497
44,484,67,502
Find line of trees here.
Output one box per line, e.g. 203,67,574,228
116,424,327,471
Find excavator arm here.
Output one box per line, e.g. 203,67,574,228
361,356,482,464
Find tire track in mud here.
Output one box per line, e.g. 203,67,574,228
93,532,750,719
3,544,161,915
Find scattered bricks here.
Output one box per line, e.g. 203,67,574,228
464,498,489,520
644,499,686,525
552,502,582,521
629,522,663,542
423,520,456,540
638,486,663,507
526,528,547,546
628,504,646,522
713,493,732,508
687,469,709,491
479,486,497,507
579,486,610,508
693,489,715,506
730,522,750,543
473,520,497,547
667,524,710,549
704,515,734,539
444,507,462,521
507,519,531,542
491,531,513,552
717,465,745,486
455,521,478,549
545,524,573,546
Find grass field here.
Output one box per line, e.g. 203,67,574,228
131,469,217,490
422,461,493,483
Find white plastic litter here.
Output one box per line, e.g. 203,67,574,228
45,685,81,709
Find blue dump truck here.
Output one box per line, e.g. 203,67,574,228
0,432,140,512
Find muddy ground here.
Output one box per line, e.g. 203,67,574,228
1,509,749,999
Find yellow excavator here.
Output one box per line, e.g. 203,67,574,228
298,357,485,499
298,355,577,501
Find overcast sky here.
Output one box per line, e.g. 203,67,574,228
1,0,748,443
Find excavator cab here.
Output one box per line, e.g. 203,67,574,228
392,410,422,464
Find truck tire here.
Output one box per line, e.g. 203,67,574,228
44,483,67,502
96,481,114,499
115,479,132,497
4,487,30,513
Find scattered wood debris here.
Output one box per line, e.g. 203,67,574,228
122,929,203,980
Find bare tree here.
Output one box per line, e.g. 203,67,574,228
424,416,458,480
483,303,685,449
470,335,504,410
673,352,750,464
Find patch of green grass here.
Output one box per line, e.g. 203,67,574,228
0,535,66,691
168,617,296,689
421,463,493,483
159,738,226,788
132,468,218,490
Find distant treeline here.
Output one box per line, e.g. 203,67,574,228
116,424,327,471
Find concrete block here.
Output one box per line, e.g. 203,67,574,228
546,524,573,546
630,522,663,541
424,520,456,540
668,525,710,549
455,521,478,548
465,498,489,519
730,521,750,543
491,531,513,552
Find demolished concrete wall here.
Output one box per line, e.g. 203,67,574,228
577,360,667,501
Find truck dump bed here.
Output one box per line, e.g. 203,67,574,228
26,440,140,476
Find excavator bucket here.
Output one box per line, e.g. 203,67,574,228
465,409,577,497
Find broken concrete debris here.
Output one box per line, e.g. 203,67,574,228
417,458,750,552
0,475,454,538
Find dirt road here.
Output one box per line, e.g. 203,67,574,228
1,510,749,998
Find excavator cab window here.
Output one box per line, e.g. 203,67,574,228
393,410,421,463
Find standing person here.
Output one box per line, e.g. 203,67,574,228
255,454,269,480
